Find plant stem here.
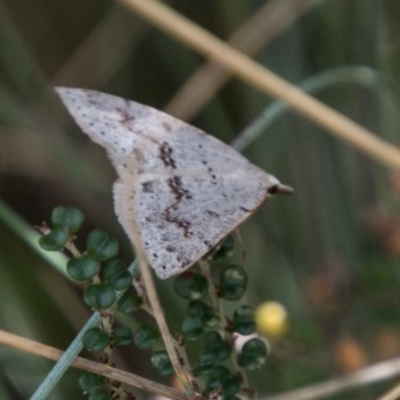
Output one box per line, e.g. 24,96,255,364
200,260,219,312
136,250,194,396
0,329,185,400
118,0,400,171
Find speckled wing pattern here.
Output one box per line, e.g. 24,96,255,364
56,87,282,279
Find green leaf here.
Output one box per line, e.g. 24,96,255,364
233,305,255,335
67,255,100,281
87,229,119,261
134,325,160,349
219,265,247,301
51,206,84,233
174,272,208,300
38,227,69,250
102,259,132,290
82,328,110,352
84,283,116,310
151,351,174,376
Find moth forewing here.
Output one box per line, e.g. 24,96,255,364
56,87,290,279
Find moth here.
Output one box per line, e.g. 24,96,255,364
56,87,291,279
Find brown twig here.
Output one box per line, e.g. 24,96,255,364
0,329,185,400
116,0,400,171
115,172,194,396
137,251,194,395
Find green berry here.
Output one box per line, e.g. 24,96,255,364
204,331,231,361
133,325,160,349
174,272,208,300
82,328,110,352
78,372,104,392
103,259,132,290
219,265,247,301
181,315,204,341
88,390,112,400
116,290,142,314
114,326,133,346
151,351,174,376
213,235,235,262
195,352,215,375
84,283,116,310
67,255,100,281
51,206,84,233
87,229,119,261
206,366,240,398
39,227,68,250
233,305,255,335
238,338,268,370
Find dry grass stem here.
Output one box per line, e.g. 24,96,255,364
117,172,194,395
263,356,400,400
377,382,400,400
164,0,322,120
0,329,185,400
117,0,400,170
137,251,193,393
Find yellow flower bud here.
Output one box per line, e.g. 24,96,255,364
255,301,289,339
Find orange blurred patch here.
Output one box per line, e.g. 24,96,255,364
334,337,368,372
171,375,184,391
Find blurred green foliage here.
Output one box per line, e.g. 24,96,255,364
1,0,400,399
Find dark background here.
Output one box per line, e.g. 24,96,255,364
1,1,400,399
